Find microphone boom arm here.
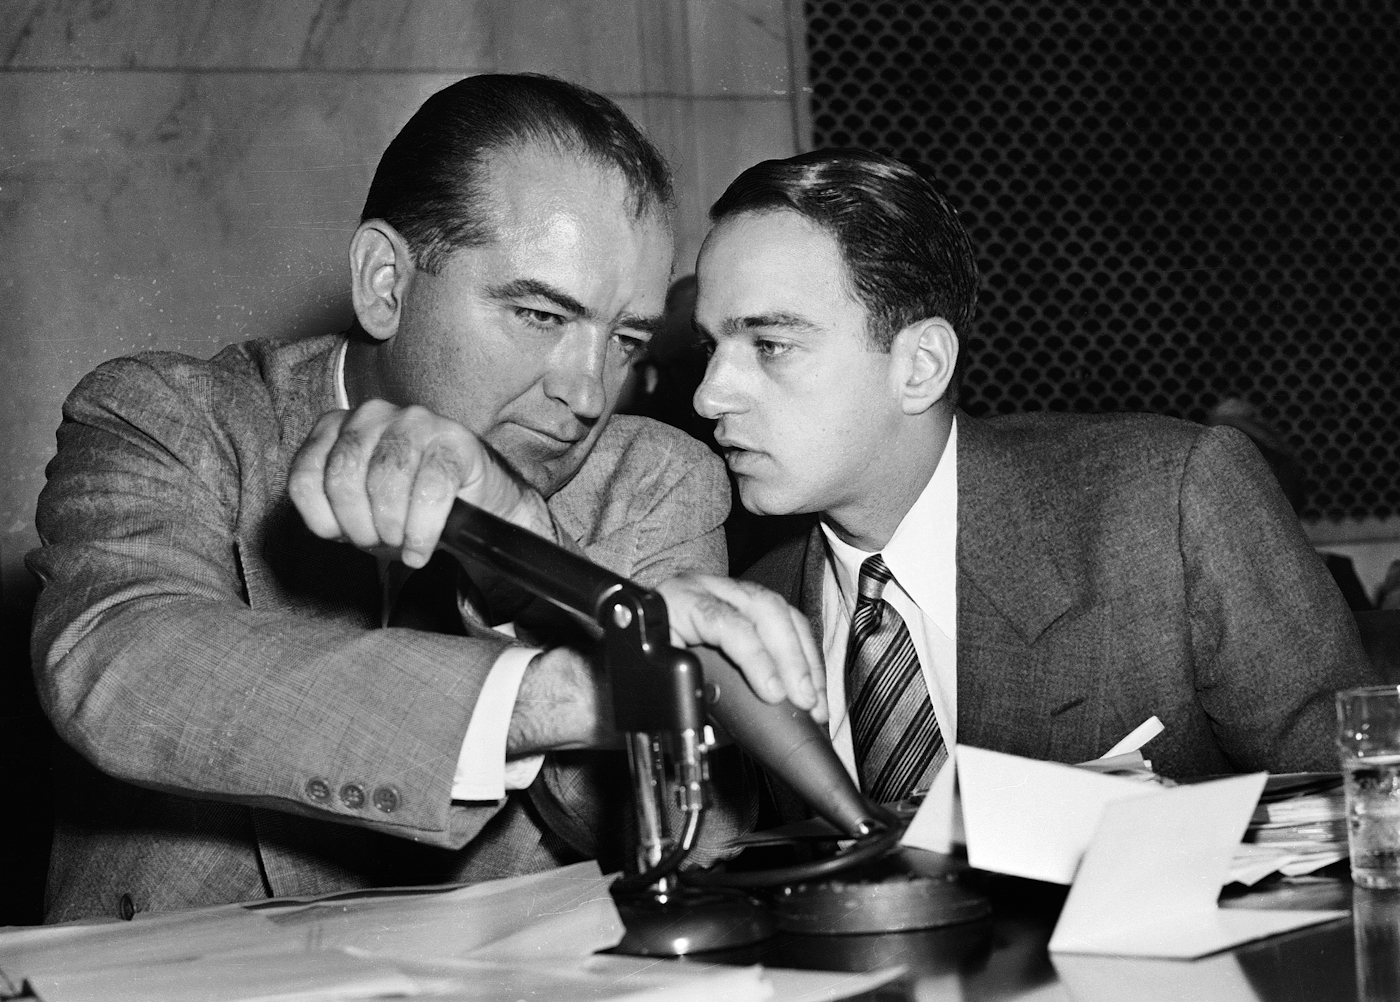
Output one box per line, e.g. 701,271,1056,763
439,500,707,880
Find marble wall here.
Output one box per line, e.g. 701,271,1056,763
0,0,809,597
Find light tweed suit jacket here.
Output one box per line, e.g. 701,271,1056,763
29,332,732,922
744,411,1377,790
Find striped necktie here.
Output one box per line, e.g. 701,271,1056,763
846,553,946,803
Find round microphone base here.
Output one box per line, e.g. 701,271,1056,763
767,847,990,934
612,885,776,956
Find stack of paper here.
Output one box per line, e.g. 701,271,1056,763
1231,773,1348,885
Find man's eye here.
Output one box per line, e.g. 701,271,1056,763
693,334,717,357
614,332,648,358
755,339,790,359
516,307,565,327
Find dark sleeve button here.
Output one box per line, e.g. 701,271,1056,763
372,785,400,813
118,893,136,920
339,782,366,809
305,777,331,802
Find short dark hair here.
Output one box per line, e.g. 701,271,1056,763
362,74,674,273
709,149,978,396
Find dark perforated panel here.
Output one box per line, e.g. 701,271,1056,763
806,0,1400,523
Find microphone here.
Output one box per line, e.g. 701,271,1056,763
693,646,885,838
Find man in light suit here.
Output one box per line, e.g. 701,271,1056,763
28,75,822,922
690,149,1376,812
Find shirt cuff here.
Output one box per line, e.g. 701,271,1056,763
451,645,545,801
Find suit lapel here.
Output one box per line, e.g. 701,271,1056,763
957,414,1111,759
957,414,1074,643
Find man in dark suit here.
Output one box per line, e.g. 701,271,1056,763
28,75,821,922
690,149,1376,808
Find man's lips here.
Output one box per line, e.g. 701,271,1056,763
713,433,755,453
515,424,588,453
715,437,764,470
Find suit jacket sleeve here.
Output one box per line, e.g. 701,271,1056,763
1181,424,1377,771
28,357,731,853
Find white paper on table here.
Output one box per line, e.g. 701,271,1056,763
365,955,774,1002
902,719,1165,858
955,745,1160,884
1047,773,1345,958
0,862,624,1002
900,744,961,854
1052,950,1258,1002
261,860,623,963
583,955,906,1002
0,902,293,989
25,949,418,1002
370,953,904,1002
1097,715,1164,759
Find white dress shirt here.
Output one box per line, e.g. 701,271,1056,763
819,418,958,791
335,341,543,801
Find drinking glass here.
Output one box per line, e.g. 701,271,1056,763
1337,686,1400,890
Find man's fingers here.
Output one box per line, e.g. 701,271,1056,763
789,603,828,723
364,424,420,554
288,410,351,541
320,402,396,552
661,582,786,702
699,576,822,711
658,576,821,711
290,399,543,569
402,433,477,567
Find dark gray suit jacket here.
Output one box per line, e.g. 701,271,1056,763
745,412,1377,783
29,333,732,922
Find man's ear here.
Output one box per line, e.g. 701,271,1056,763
891,317,958,415
349,220,415,342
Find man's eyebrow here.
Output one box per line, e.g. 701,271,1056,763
486,278,664,336
486,278,589,317
616,313,666,337
698,311,823,338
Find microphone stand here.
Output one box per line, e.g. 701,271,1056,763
439,500,987,948
438,500,772,954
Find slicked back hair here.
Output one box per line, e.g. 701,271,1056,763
362,73,674,273
709,149,978,400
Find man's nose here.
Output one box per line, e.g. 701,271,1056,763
544,325,610,421
693,352,738,420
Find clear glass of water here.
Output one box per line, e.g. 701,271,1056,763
1338,686,1400,890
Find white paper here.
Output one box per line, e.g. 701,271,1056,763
1048,774,1344,957
371,954,903,1002
1097,715,1164,759
1053,951,1258,1002
25,949,418,1002
583,955,905,1002
900,745,961,854
0,903,293,987
955,745,1159,884
1,863,625,1002
262,860,623,962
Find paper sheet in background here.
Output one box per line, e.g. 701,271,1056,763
1047,773,1344,958
903,718,1165,860
955,745,1161,884
897,743,1343,959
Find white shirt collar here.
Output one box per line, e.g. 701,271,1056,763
334,338,350,410
820,417,958,640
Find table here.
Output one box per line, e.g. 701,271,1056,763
693,874,1400,1001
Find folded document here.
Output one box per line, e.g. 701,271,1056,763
909,745,1346,958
